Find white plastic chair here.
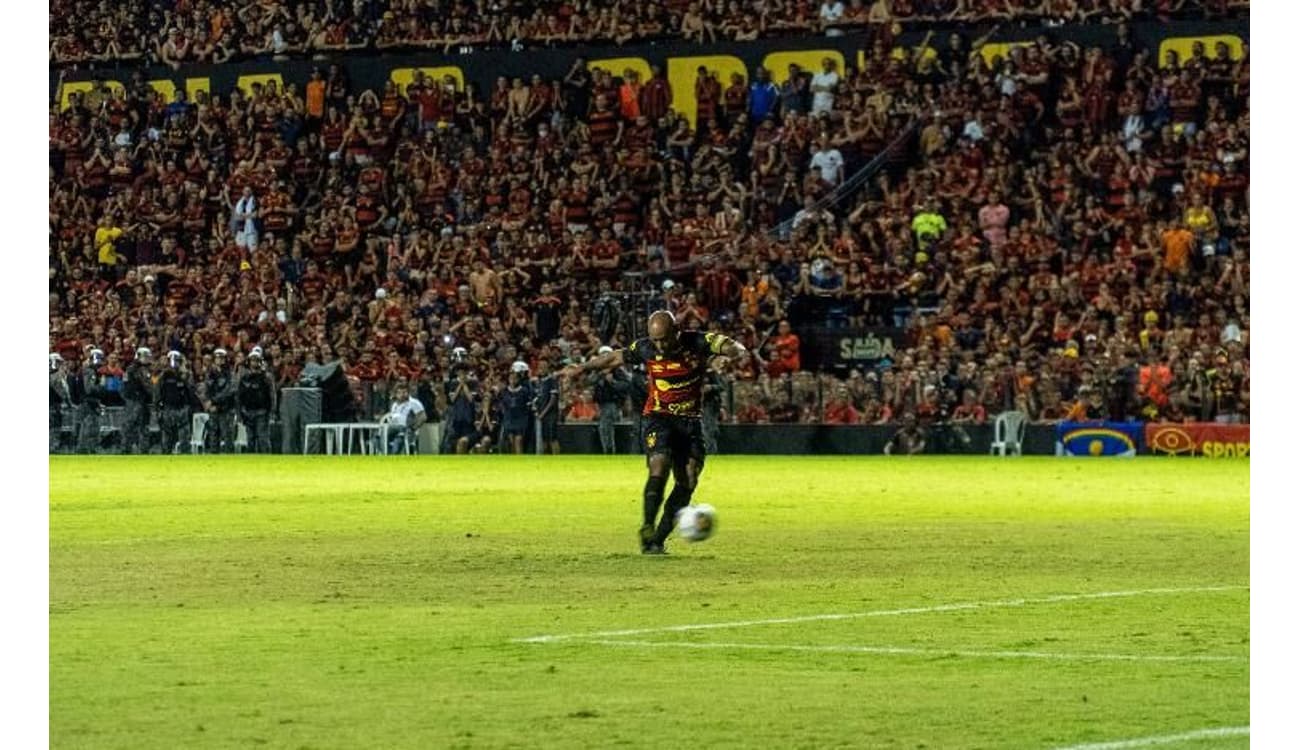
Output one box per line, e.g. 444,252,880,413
190,413,210,454
990,410,1027,456
379,415,412,455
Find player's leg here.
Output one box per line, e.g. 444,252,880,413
641,417,671,552
654,422,705,544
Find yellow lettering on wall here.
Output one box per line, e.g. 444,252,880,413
979,41,1033,68
890,45,937,64
667,54,746,128
59,80,124,110
186,77,212,102
588,57,653,84
147,79,178,103
1158,35,1244,68
389,67,465,92
236,73,285,95
763,50,844,84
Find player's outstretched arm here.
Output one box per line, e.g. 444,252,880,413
560,349,625,381
704,331,748,360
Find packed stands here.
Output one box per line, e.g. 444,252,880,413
48,3,1250,448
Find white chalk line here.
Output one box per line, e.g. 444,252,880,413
571,639,1246,664
1051,726,1249,749
515,585,1247,644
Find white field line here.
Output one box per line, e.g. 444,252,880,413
1051,726,1249,749
572,639,1246,664
514,585,1247,644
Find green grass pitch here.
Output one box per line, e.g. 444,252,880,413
50,456,1249,749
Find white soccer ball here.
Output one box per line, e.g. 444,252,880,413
676,503,717,543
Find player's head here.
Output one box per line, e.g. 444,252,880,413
393,382,409,401
647,310,679,355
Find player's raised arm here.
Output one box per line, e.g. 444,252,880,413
560,347,625,381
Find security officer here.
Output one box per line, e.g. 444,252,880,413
237,348,276,453
76,348,106,455
157,350,196,454
121,347,154,454
204,348,239,453
50,353,71,454
591,346,627,455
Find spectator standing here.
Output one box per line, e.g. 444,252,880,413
641,64,673,123
748,67,779,122
810,137,845,186
767,320,802,377
229,186,259,252
780,64,808,115
810,58,840,116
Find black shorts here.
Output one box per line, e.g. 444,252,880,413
540,416,559,441
642,413,707,466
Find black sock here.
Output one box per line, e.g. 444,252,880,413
643,474,668,529
655,483,693,544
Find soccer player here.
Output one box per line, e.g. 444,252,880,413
561,311,748,554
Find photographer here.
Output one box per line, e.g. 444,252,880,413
883,412,927,456
916,384,971,453
442,349,479,454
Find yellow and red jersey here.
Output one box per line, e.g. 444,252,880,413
624,331,732,418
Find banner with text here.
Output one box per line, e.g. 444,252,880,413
1145,423,1250,457
797,326,904,371
1056,421,1146,457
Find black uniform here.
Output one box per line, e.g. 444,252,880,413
157,368,195,454
121,361,154,454
50,370,71,453
237,368,275,453
76,364,105,454
205,365,239,453
593,369,627,455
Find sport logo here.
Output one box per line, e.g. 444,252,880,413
1149,426,1195,455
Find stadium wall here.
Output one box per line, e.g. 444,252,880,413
53,20,1247,127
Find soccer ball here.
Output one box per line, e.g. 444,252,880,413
676,504,717,543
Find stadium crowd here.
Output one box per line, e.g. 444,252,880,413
49,0,1248,67
49,5,1250,453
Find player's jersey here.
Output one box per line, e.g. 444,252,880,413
623,331,730,418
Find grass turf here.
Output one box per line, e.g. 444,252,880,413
50,456,1249,749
